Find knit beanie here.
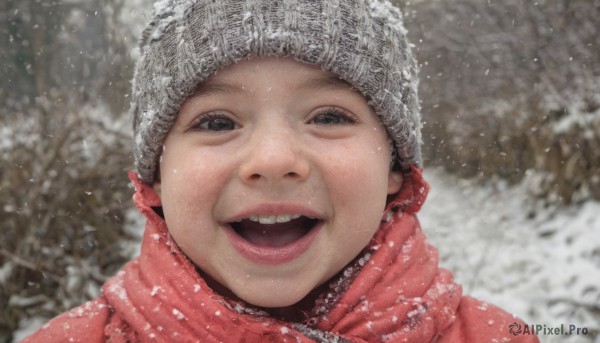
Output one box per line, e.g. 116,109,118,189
132,0,422,184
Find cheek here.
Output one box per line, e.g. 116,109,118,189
323,151,389,269
158,147,231,225
323,140,392,229
161,142,231,187
329,140,392,196
330,163,389,217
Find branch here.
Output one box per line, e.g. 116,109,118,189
547,297,600,314
0,248,62,283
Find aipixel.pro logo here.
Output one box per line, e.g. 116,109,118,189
509,322,589,337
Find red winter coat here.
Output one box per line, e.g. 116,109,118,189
25,168,538,342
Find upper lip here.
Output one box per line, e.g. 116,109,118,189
223,203,323,224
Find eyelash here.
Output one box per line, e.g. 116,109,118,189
188,106,358,132
189,112,237,132
309,107,359,126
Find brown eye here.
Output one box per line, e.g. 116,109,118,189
194,113,237,132
310,107,357,125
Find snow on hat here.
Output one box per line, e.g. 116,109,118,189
132,0,422,184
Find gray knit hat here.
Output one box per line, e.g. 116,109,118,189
132,0,421,184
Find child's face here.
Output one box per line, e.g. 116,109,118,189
156,56,403,308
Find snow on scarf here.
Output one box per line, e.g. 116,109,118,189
91,167,459,342
29,168,538,342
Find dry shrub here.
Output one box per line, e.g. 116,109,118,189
526,100,600,204
407,0,600,205
421,92,600,205
0,96,137,339
423,103,533,184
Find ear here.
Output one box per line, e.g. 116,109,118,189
387,170,403,195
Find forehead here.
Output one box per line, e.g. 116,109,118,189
190,56,363,99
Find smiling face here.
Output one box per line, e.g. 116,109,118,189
156,56,403,309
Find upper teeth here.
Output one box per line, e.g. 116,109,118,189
247,214,302,224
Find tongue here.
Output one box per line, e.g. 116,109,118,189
236,219,309,247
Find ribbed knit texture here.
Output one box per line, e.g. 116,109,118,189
131,0,422,184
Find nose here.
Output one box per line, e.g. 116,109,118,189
238,125,310,186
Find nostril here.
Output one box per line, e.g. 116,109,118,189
249,172,298,180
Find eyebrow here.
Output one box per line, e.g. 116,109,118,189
191,80,249,98
298,73,358,93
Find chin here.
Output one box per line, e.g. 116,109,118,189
197,265,322,310
236,287,309,308
229,276,332,317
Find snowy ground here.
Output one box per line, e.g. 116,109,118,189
420,168,600,343
12,168,600,342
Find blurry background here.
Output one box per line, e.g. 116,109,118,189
1,0,599,342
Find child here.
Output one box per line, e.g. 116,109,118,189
26,0,538,342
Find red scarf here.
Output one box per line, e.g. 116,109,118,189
100,167,462,342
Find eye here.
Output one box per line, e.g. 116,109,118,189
309,107,358,126
191,113,238,132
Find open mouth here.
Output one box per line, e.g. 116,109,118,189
230,214,320,247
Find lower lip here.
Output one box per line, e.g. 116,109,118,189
224,222,323,265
